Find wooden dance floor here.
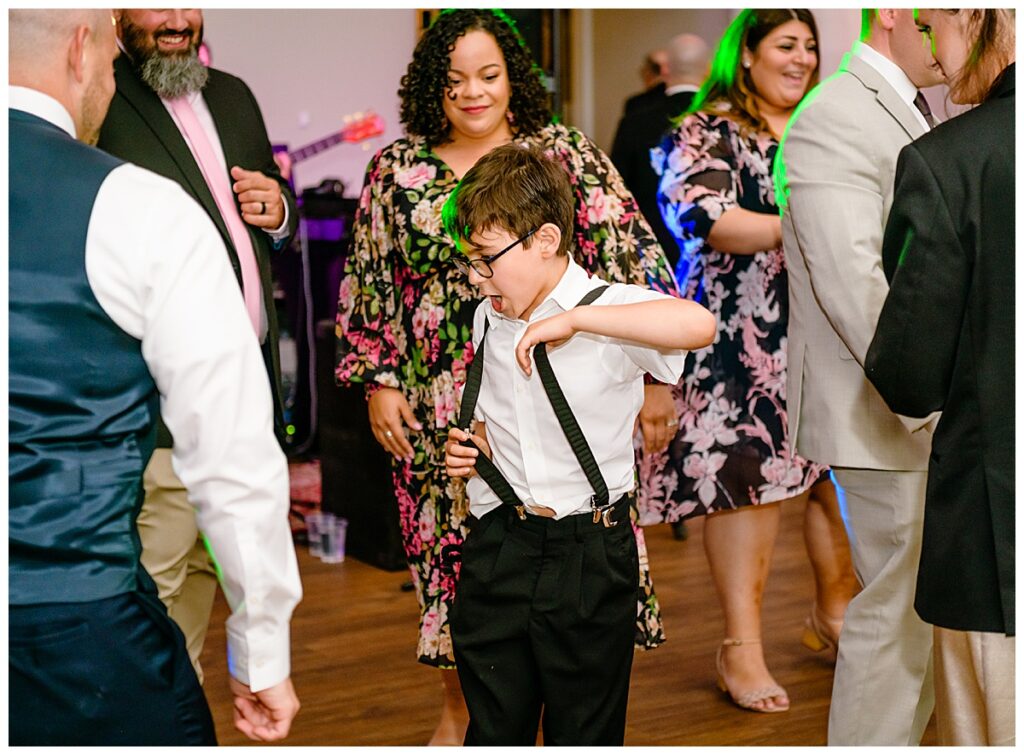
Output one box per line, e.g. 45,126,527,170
199,496,937,746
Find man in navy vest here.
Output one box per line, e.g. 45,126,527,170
96,8,298,683
9,9,301,745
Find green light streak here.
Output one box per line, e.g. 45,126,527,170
896,226,915,268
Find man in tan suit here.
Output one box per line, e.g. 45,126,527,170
776,9,944,745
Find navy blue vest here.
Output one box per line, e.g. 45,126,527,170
9,109,159,604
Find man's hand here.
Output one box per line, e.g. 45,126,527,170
231,166,285,229
446,426,491,478
515,311,577,375
229,675,300,742
368,387,421,460
638,383,678,453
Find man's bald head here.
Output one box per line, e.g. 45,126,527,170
664,33,710,87
9,9,109,74
9,9,118,145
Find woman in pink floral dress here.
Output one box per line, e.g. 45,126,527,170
335,10,679,744
643,10,857,713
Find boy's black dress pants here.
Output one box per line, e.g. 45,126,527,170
451,495,638,746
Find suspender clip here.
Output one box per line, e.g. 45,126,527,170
514,505,528,521
590,497,617,528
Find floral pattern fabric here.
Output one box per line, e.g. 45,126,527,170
336,122,679,667
638,111,827,525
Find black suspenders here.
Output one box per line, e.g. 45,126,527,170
457,285,620,527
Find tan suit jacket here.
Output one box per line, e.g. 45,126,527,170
778,53,933,470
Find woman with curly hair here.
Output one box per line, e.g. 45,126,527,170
643,9,858,713
335,9,678,743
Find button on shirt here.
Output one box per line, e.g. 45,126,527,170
9,86,302,693
465,256,687,520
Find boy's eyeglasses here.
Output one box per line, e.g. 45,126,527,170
452,229,537,279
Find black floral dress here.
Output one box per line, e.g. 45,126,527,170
336,122,679,666
637,110,827,525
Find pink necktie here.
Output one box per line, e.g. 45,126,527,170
167,95,262,334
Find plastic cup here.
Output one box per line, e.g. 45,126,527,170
306,511,324,558
321,515,347,564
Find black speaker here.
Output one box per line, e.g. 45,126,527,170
316,320,407,571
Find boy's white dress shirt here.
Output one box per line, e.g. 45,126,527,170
466,256,687,520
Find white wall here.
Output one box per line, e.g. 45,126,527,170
202,9,418,197
199,9,893,195
579,8,862,154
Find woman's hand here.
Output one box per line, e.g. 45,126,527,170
638,383,678,453
445,426,491,478
515,311,577,376
367,387,422,460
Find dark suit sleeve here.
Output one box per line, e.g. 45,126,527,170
239,81,298,246
865,142,971,417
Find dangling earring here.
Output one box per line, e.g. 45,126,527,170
506,110,515,125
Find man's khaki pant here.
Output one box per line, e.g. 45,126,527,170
934,626,1015,745
138,449,219,684
828,468,934,745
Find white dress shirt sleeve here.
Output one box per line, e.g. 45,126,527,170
599,283,688,385
85,163,302,692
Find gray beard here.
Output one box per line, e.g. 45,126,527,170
139,53,209,99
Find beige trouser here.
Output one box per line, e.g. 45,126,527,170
934,626,1015,745
828,468,934,745
138,449,219,684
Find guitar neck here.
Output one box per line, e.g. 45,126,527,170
290,133,346,164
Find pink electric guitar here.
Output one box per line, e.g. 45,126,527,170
287,111,385,164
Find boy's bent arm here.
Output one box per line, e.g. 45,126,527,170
516,299,715,375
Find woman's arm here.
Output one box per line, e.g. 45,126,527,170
707,206,782,254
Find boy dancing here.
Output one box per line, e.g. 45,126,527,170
444,144,715,745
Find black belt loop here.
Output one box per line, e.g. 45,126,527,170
456,285,615,525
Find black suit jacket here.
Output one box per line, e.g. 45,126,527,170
622,81,667,114
98,55,297,444
610,89,695,270
866,65,1015,635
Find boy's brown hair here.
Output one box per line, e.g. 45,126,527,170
443,144,574,257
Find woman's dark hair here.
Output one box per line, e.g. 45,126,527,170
688,9,820,136
398,9,552,147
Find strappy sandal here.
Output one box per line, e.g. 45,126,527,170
801,603,843,662
715,638,790,713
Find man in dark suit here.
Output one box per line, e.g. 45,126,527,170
9,9,300,744
622,48,668,114
97,8,297,683
611,33,709,273
866,38,1015,745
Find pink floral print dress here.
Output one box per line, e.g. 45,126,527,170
336,122,679,667
637,110,827,525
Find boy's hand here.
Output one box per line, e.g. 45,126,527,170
515,311,577,376
445,427,491,478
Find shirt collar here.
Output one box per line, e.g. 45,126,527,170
9,85,76,138
543,255,599,315
665,84,700,96
852,40,920,110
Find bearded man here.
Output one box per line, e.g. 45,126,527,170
97,9,297,682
